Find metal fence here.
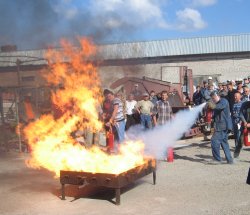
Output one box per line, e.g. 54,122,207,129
0,86,52,152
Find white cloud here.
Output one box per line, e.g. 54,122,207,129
176,8,207,30
90,0,170,29
191,0,217,7
51,0,209,33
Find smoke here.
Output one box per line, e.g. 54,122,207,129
0,0,125,49
0,0,167,50
127,103,206,159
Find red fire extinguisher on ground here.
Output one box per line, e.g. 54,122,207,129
167,147,174,162
106,125,114,152
243,126,250,146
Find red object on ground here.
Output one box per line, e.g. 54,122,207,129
243,128,250,146
167,147,174,162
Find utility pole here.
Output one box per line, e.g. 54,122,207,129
16,59,22,153
0,87,4,124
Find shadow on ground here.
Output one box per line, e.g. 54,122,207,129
174,141,213,164
54,179,149,205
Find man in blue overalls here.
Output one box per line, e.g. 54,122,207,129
207,92,234,164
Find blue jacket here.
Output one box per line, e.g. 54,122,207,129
213,98,233,132
240,101,250,123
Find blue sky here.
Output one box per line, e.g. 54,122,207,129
0,0,250,49
47,0,250,42
134,0,250,41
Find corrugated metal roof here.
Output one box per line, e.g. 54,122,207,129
0,33,250,67
99,34,250,59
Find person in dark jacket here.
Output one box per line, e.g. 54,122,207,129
193,85,202,106
234,101,250,158
227,82,238,114
207,92,234,164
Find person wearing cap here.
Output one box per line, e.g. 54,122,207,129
208,76,218,90
206,92,234,164
135,93,154,130
208,77,213,86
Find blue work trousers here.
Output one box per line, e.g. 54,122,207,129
211,130,233,163
114,119,126,144
140,114,152,130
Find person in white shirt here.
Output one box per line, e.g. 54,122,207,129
125,94,137,130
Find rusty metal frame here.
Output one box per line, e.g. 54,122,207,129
60,159,156,205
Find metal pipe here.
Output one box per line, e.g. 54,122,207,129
14,90,22,153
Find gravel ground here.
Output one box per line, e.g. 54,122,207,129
0,138,250,215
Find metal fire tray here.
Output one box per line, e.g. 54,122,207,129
60,158,156,205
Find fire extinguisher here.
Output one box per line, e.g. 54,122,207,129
167,147,174,162
106,125,114,152
205,108,213,124
203,107,213,133
243,126,250,146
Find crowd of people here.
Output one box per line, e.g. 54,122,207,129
102,75,250,162
102,87,173,151
193,76,250,164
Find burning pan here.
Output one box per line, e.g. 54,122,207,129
60,158,156,205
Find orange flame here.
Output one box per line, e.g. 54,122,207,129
23,38,146,177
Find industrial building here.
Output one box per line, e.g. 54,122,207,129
0,33,250,88
0,33,250,124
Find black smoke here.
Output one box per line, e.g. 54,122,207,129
0,0,135,50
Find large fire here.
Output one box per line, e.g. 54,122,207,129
23,38,145,177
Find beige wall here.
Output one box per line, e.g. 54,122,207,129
1,57,250,88
98,58,250,87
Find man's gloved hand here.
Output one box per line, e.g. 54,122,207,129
206,101,216,109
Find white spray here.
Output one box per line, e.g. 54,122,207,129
127,103,206,159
